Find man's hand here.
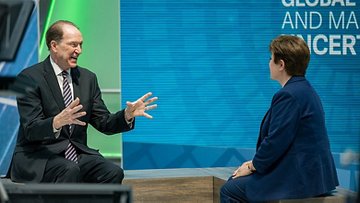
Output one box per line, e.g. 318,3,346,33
125,92,158,120
53,97,87,129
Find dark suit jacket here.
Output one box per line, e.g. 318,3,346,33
11,56,134,182
247,76,339,201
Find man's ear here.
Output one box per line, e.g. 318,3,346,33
50,40,57,51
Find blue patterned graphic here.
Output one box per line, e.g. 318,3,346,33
0,4,39,176
121,0,359,154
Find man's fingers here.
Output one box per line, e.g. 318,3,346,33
143,112,153,119
69,104,83,114
139,92,153,102
145,97,158,105
126,93,158,119
61,99,86,126
145,104,157,111
73,119,86,126
73,111,86,119
68,97,80,109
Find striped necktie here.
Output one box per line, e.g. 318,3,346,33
62,71,78,163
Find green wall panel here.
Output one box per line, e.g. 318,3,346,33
40,0,122,158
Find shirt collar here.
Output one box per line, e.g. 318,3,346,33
50,56,70,76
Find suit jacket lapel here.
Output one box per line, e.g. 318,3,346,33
71,68,80,99
43,57,65,110
70,68,81,135
42,57,72,137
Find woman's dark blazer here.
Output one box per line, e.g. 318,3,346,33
248,76,339,201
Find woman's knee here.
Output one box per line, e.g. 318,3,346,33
220,182,230,196
220,179,248,203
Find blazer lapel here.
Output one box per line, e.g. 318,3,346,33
256,110,269,150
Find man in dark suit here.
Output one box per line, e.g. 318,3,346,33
220,35,339,202
10,20,158,183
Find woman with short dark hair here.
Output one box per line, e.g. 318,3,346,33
220,35,339,202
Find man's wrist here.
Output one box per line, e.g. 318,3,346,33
53,116,61,130
124,108,133,121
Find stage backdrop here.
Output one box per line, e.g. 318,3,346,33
0,0,39,176
121,0,360,175
39,0,122,159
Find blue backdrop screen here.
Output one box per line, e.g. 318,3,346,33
121,0,360,154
